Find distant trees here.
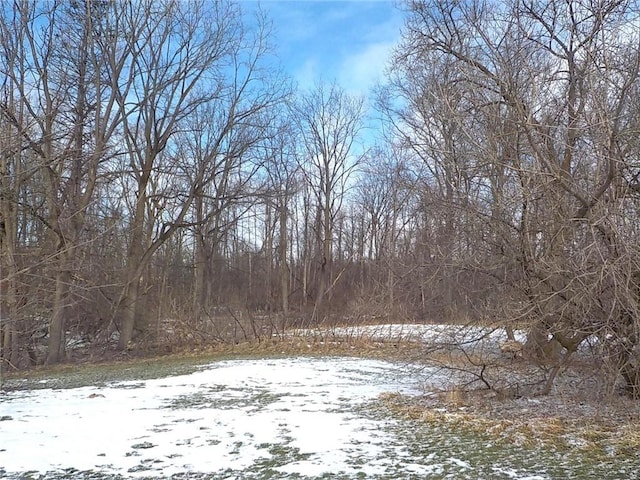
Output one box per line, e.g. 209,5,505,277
291,82,365,321
261,118,299,315
353,146,419,317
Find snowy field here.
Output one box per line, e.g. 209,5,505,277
289,323,526,353
289,323,522,342
1,354,637,479
2,358,425,478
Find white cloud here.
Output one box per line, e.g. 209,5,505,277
294,57,321,90
338,39,396,95
256,0,406,96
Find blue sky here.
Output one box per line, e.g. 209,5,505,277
247,0,406,96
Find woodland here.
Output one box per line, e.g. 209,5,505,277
2,0,640,400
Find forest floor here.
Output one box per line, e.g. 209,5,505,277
1,326,640,479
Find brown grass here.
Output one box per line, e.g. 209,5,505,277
379,390,640,458
1,334,422,382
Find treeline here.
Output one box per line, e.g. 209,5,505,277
0,0,455,368
2,0,640,398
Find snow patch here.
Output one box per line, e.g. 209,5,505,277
0,357,421,477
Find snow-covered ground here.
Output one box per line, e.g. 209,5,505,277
289,323,526,352
1,351,635,478
0,357,432,478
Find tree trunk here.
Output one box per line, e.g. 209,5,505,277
2,226,27,364
0,219,20,367
279,203,289,314
46,259,72,364
119,279,140,350
119,190,146,350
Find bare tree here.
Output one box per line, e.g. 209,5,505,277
0,0,127,363
388,0,640,396
261,119,299,315
110,0,286,349
291,81,365,322
186,90,285,319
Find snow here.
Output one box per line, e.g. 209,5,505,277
0,357,429,478
1,336,630,479
290,323,528,347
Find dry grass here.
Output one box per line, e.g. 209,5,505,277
194,335,424,360
1,334,421,383
379,389,640,458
